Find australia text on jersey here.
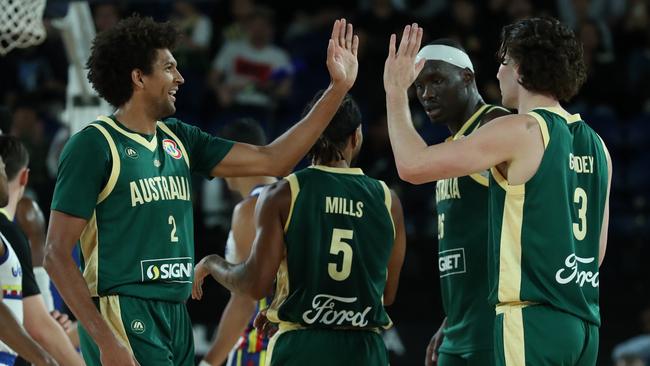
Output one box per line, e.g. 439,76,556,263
130,175,191,207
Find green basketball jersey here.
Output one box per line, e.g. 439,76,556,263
51,115,233,302
436,104,507,353
488,107,608,326
266,166,395,330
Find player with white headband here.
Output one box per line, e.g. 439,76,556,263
410,39,509,366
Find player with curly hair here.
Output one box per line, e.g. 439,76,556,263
384,18,612,365
44,14,360,366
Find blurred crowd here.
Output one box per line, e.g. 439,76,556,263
0,0,648,364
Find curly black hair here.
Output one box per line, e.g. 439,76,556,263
498,17,587,101
303,91,362,165
87,15,180,108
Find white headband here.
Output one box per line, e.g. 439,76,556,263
415,45,474,72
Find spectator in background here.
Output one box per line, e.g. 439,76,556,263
612,305,650,366
172,1,213,71
92,3,121,33
208,6,292,134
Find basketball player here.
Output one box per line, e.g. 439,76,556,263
192,92,407,366
199,119,276,366
44,15,359,366
384,19,611,365
413,39,509,366
0,139,58,366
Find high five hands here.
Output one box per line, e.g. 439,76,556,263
384,23,425,94
327,18,359,91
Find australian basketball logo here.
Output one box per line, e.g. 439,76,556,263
302,294,372,327
555,254,599,288
162,139,183,159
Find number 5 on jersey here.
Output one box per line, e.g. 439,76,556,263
328,228,353,281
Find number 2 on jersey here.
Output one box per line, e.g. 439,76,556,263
168,215,179,243
328,228,353,281
572,187,587,241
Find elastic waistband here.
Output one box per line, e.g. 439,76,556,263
495,301,539,314
278,322,381,333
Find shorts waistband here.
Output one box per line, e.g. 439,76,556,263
495,301,539,314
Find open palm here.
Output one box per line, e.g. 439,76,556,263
326,19,359,90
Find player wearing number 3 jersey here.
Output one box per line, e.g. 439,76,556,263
44,16,361,366
193,91,407,366
383,18,611,366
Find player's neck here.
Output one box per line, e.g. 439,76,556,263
517,90,561,114
449,95,484,135
114,102,158,135
234,177,277,198
0,187,21,221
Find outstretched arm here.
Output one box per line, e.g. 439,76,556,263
193,181,289,300
211,19,360,178
201,198,259,366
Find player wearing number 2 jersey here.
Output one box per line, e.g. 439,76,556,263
44,16,361,366
383,18,611,366
193,91,407,366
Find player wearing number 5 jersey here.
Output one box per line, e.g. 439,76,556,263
384,18,611,366
193,91,407,366
44,15,360,366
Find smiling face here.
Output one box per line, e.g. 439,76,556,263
414,60,470,126
142,49,184,119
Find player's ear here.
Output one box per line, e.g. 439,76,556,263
462,69,475,85
19,167,29,187
132,69,145,89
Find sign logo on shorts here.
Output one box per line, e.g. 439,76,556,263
140,257,193,283
438,248,466,277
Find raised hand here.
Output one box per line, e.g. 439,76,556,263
383,23,425,93
326,18,359,91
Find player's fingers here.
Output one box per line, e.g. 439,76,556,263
388,34,396,58
408,23,420,55
415,58,426,75
352,35,359,56
339,19,346,47
345,23,353,50
413,27,424,57
398,25,411,56
330,19,340,43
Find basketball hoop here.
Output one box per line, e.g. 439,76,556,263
0,0,47,56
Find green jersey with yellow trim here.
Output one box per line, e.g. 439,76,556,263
266,166,394,330
488,107,608,326
436,104,507,354
51,115,233,302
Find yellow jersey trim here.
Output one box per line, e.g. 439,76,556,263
99,295,135,354
157,121,190,169
88,123,121,204
310,165,364,175
283,174,300,233
80,212,99,297
532,106,582,124
490,167,525,195
526,112,550,148
497,185,525,303
96,115,158,151
469,172,489,187
266,259,289,323
379,180,395,239
452,104,490,140
0,208,11,221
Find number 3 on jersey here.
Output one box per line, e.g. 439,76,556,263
328,228,353,281
573,187,587,241
168,215,179,243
